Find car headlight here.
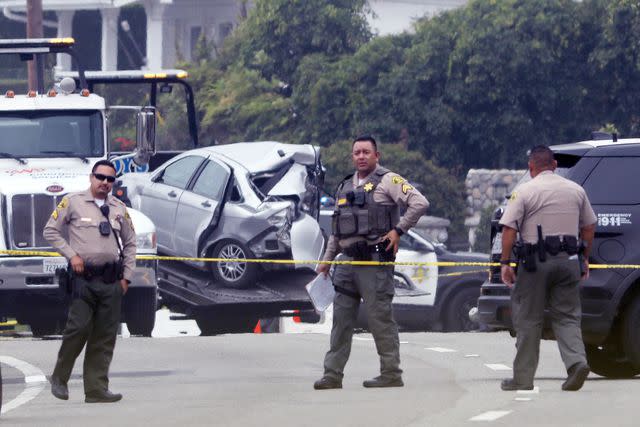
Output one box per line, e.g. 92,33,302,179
267,209,288,227
136,232,156,250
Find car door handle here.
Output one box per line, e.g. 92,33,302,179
168,190,177,198
201,200,212,207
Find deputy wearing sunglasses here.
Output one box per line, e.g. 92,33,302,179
44,159,137,404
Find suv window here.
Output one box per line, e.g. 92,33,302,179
583,157,640,204
159,155,204,189
191,160,230,200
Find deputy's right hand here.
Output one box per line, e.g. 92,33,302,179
316,263,330,278
70,255,84,275
501,265,516,288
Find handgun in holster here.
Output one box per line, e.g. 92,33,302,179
55,265,73,296
578,242,587,276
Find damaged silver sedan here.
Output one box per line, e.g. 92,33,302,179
120,141,325,288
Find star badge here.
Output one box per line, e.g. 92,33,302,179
363,182,374,192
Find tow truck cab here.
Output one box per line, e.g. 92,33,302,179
0,38,158,336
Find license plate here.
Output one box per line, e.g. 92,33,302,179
43,257,67,274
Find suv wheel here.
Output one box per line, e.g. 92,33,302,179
622,296,640,369
210,240,259,289
443,286,481,332
586,344,640,378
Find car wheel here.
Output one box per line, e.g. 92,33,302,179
586,344,640,378
443,286,481,332
210,240,259,289
622,296,640,369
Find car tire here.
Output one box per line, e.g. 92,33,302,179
586,344,640,378
443,286,481,332
124,287,157,337
210,240,259,289
622,296,640,369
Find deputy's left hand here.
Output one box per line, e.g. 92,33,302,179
384,229,401,255
120,279,129,295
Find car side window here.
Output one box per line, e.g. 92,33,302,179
583,157,640,204
158,155,204,189
191,160,230,200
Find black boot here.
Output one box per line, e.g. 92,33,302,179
313,376,342,390
363,376,404,388
562,363,590,391
500,378,533,391
50,376,69,400
85,390,123,403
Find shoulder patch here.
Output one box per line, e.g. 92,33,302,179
401,183,414,194
57,197,69,210
391,175,406,185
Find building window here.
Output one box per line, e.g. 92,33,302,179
219,22,233,42
190,26,202,59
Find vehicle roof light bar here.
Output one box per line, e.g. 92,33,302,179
0,37,75,54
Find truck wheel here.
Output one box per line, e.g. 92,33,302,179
443,286,481,332
29,317,65,337
586,344,640,378
196,315,256,336
622,296,640,369
124,288,157,337
210,240,259,289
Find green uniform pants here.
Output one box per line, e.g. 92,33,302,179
323,256,402,380
53,276,122,395
511,254,586,385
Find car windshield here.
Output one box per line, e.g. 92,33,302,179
0,110,104,158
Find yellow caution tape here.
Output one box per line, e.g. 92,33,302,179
0,249,633,269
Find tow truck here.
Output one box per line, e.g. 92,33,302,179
0,38,158,336
59,67,319,335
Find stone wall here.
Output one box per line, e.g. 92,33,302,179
464,168,526,249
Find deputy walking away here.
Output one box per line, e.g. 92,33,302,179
314,136,429,390
45,160,136,403
499,145,596,392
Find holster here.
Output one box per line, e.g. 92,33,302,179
102,259,124,283
517,243,537,273
55,266,73,296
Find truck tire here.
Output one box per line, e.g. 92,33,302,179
443,286,481,332
210,240,259,289
29,317,65,337
585,344,640,378
196,315,256,336
622,295,640,369
124,288,157,337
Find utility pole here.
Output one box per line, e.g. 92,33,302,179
27,0,44,92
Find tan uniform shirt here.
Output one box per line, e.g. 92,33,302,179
322,166,430,261
499,170,597,243
43,189,137,281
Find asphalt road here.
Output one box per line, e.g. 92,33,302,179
1,329,637,426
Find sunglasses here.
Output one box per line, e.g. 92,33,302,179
92,173,116,183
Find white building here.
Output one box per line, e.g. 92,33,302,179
0,0,467,71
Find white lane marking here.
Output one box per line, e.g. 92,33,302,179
400,341,409,344
514,397,531,402
425,347,457,353
517,387,539,394
464,354,480,358
484,363,512,371
469,410,512,422
0,355,47,414
353,337,374,341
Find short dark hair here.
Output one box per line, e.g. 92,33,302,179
528,145,555,169
92,159,117,174
352,135,378,151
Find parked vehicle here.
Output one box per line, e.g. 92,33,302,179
0,38,158,336
477,135,640,378
318,210,487,331
120,142,325,289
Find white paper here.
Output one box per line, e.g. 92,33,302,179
305,274,335,313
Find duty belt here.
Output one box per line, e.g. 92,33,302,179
341,241,395,262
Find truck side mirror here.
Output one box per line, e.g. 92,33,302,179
134,106,156,166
